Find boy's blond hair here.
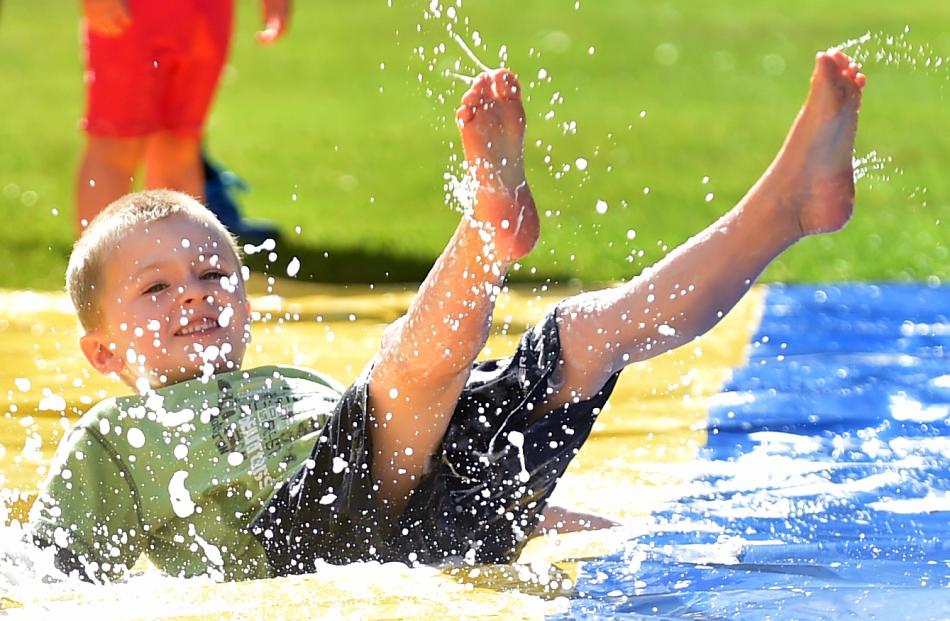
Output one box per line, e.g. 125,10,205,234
67,190,242,331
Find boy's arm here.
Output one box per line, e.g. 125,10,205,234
367,70,537,513
29,423,146,583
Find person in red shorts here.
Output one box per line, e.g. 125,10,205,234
76,0,290,233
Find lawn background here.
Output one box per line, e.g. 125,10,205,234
0,0,947,291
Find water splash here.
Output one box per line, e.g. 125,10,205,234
852,149,898,185
414,0,596,213
452,32,492,74
0,521,79,612
443,165,479,215
835,27,949,77
835,29,945,208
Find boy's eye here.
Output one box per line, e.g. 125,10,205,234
142,283,167,295
202,270,229,280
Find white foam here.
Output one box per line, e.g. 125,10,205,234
889,393,949,422
932,374,950,388
869,492,950,514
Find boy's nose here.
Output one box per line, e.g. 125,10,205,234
177,281,214,306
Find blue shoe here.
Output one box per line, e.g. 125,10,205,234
202,151,281,246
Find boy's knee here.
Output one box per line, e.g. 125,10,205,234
382,315,406,341
551,304,622,400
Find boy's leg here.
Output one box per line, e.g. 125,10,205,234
143,131,205,201
368,70,539,513
76,135,145,231
546,51,866,411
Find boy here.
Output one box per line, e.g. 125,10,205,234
30,51,865,582
77,0,290,232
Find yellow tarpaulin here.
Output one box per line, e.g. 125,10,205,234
0,282,764,619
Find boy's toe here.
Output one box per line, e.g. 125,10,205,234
831,49,852,70
492,69,521,100
462,73,493,109
456,104,474,126
460,89,480,110
845,62,861,80
474,72,493,94
814,52,839,81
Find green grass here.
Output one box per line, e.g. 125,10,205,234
0,0,948,290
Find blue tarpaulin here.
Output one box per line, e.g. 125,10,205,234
562,284,950,620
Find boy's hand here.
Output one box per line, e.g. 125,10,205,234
83,0,132,37
256,0,291,44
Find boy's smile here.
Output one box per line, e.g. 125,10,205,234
80,214,251,390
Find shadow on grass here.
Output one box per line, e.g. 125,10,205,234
242,237,573,285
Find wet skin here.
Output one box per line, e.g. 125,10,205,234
80,214,251,390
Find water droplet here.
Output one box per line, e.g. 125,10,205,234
38,394,67,412
169,471,196,518
332,456,348,473
287,257,301,278
127,427,146,448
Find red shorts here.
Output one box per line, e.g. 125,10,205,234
82,0,234,138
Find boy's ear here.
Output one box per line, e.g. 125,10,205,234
79,332,125,376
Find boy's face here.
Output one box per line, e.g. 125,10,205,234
80,214,251,391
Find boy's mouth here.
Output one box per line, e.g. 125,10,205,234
175,317,220,337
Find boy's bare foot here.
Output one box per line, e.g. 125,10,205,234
765,50,866,237
456,69,539,262
535,505,618,536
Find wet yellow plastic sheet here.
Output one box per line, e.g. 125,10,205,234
0,282,764,619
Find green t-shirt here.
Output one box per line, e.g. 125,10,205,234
29,365,344,582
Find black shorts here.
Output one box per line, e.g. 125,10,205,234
251,309,620,576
